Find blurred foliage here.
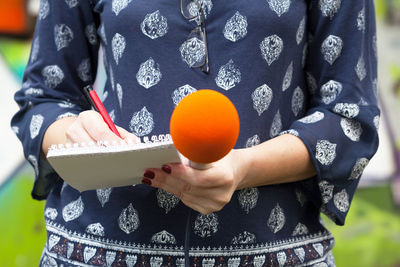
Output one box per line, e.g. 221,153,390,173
389,64,400,99
0,38,31,81
375,0,387,19
0,167,46,267
390,65,400,79
375,0,400,22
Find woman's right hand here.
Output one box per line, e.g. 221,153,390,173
42,110,139,156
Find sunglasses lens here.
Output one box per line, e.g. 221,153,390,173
185,29,206,68
180,0,209,73
181,0,200,20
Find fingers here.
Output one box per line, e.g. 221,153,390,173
147,167,189,200
169,162,234,190
144,163,235,214
80,111,122,143
65,110,140,145
149,173,218,214
117,126,141,143
65,113,96,144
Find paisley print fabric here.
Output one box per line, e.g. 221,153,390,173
11,0,379,266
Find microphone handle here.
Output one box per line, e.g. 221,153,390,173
189,160,213,170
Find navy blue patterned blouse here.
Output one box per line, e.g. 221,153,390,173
11,0,379,266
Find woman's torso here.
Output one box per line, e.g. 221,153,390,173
42,1,335,266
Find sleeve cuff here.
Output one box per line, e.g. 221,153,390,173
24,105,80,200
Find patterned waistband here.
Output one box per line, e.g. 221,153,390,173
43,220,336,266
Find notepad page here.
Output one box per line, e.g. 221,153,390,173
47,141,181,192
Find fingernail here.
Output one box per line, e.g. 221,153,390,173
142,178,152,186
162,165,172,174
143,170,155,179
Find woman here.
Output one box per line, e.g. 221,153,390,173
12,0,379,266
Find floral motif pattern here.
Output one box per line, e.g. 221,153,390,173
267,203,285,234
118,203,140,234
260,35,283,65
252,84,273,116
223,11,248,42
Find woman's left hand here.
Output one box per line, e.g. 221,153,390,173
142,149,249,214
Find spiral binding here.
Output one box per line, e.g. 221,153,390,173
47,134,174,157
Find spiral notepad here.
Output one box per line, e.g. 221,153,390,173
47,138,181,192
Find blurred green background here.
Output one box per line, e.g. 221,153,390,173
1,0,400,266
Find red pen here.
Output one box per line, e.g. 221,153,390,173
83,85,122,138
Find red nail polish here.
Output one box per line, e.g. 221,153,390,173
142,178,152,186
162,165,172,174
143,170,155,179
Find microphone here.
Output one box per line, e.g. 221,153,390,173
170,89,240,169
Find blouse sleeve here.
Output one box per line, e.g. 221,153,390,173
287,0,379,225
10,0,100,200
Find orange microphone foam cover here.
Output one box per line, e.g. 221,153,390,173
170,89,240,164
